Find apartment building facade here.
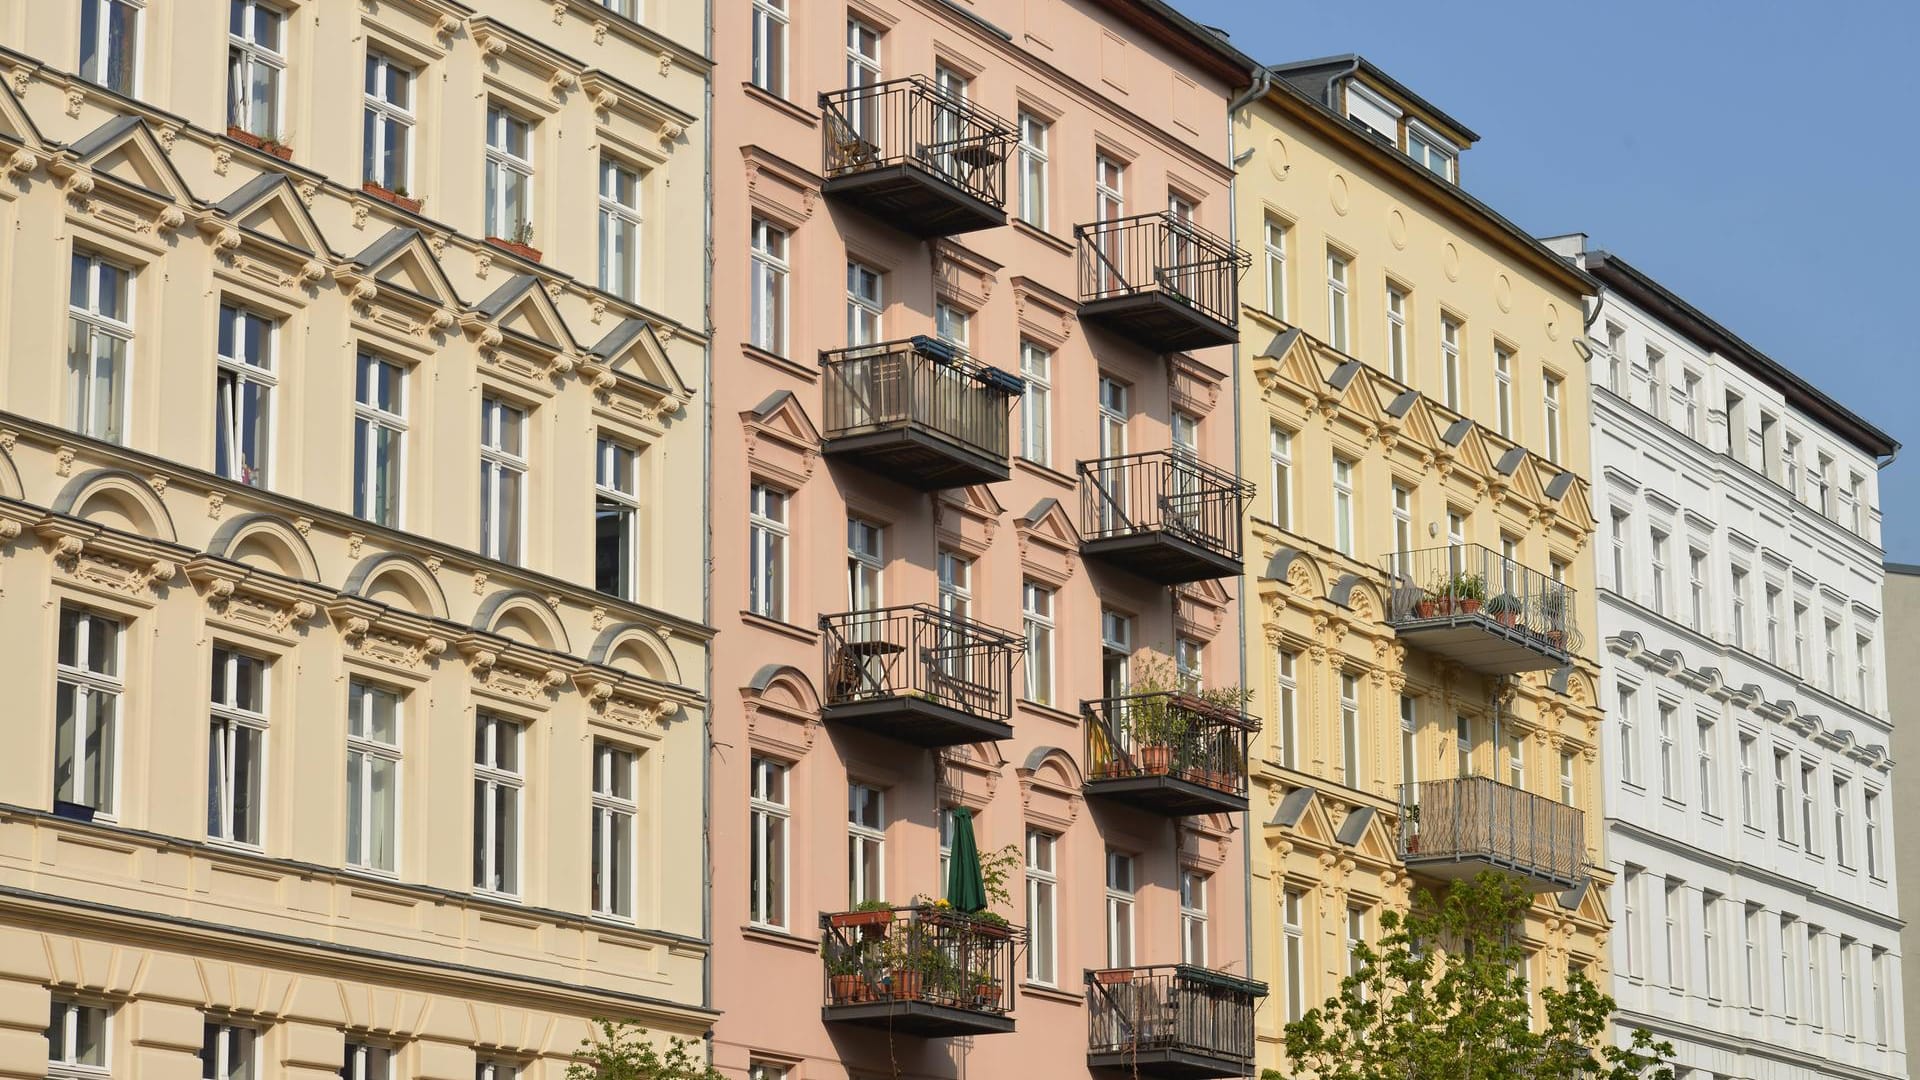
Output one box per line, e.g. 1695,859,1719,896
1549,237,1906,1080
706,1,1265,1077
1888,562,1920,1063
0,2,715,1077
1234,57,1610,1073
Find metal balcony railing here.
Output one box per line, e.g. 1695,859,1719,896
1399,776,1587,890
822,905,1023,1022
819,336,1020,473
821,76,1015,209
1086,965,1265,1073
1380,543,1582,671
821,605,1024,724
1076,211,1248,329
1084,693,1255,799
1079,450,1252,555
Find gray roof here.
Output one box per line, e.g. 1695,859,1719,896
67,113,144,159
211,172,284,217
351,226,422,269
1267,54,1481,143
589,317,653,361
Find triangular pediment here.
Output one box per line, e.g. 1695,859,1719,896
939,484,1005,522
590,319,691,399
0,76,45,150
476,275,577,357
1348,806,1399,864
1017,497,1080,551
351,227,460,309
212,174,329,257
745,390,821,448
1450,424,1498,478
1289,789,1338,849
1252,327,1324,398
69,115,193,204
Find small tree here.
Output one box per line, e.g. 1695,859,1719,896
564,1020,724,1080
1276,871,1674,1080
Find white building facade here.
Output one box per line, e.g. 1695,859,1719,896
1548,237,1906,1080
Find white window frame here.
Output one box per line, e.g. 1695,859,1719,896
202,1020,259,1080
1019,340,1051,466
1663,879,1685,988
1105,849,1135,968
591,740,638,919
68,250,134,445
362,50,413,191
1340,672,1360,788
1865,788,1883,879
1386,285,1408,382
56,606,123,818
473,712,523,898
1615,685,1639,788
1833,775,1851,869
1696,716,1716,817
1325,250,1350,351
346,680,402,874
846,261,884,347
483,104,534,242
750,0,788,95
226,0,285,140
1276,648,1298,770
1773,747,1794,843
1657,702,1679,802
749,218,789,354
1264,217,1288,320
208,646,269,848
846,517,885,611
1180,870,1208,967
594,437,641,601
1283,888,1306,1022
1269,426,1293,529
1022,580,1054,706
353,351,407,527
77,0,141,95
215,303,276,487
340,1041,393,1080
1399,694,1418,788
1739,732,1759,829
1493,344,1513,436
1025,828,1057,985
1702,891,1722,1000
1440,316,1461,411
479,395,528,564
598,157,644,301
1332,455,1354,556
847,782,885,906
747,482,787,621
1543,373,1563,463
47,998,110,1075
1018,111,1049,229
748,755,790,929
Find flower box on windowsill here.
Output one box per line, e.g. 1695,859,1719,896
52,800,96,824
227,125,293,160
486,237,543,263
362,182,423,214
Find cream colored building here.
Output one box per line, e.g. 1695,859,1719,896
0,2,713,1078
1231,57,1610,1071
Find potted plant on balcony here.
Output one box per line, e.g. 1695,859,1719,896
1444,571,1487,614
1539,590,1568,648
828,898,895,939
1416,587,1441,619
1485,593,1523,628
488,220,542,262
1403,802,1422,854
823,942,872,1005
879,931,943,1002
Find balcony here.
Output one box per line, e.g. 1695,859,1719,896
820,76,1014,237
1078,451,1253,585
1381,543,1580,675
819,337,1022,489
1086,965,1266,1078
1075,212,1247,353
821,905,1022,1037
1399,776,1586,892
820,605,1024,747
1083,693,1255,816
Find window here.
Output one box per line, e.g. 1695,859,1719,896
477,1061,518,1080
1176,637,1202,694
201,1022,257,1080
1406,127,1456,180
1648,529,1669,614
1855,634,1875,711
748,218,789,353
1696,717,1716,816
47,998,108,1073
846,261,884,346
1824,617,1841,692
1615,685,1638,787
1794,601,1810,675
483,105,533,243
1269,426,1294,529
363,51,413,191
1686,548,1707,631
1680,371,1701,439
67,251,133,444
937,808,957,887
1493,344,1513,436
1663,879,1685,988
226,1,284,139
1180,871,1208,966
1814,453,1834,517
1845,474,1865,535
1833,776,1851,868
591,741,637,918
1022,580,1054,705
750,0,787,94
748,1064,789,1080
1385,285,1408,381
1870,948,1889,1043
1019,341,1051,465
214,304,275,486
846,518,884,610
935,300,970,349
1275,649,1298,769
1609,508,1632,594
1784,432,1803,498
847,783,884,905
1456,714,1472,778
1400,695,1418,787
1025,828,1057,984
1542,374,1563,463
1283,889,1306,1022
1346,906,1368,986
1743,903,1764,1008
1105,850,1135,967
1620,867,1641,976
1101,609,1132,698
479,396,527,564
1332,455,1354,556
598,158,643,300
1772,748,1793,843
595,438,640,600
1440,316,1461,410
1018,112,1048,228
1729,567,1748,649
1807,925,1825,1028
78,0,139,94
1604,323,1625,394
1391,483,1413,574
747,483,788,620
1095,154,1126,225
1765,585,1784,663
1264,217,1288,319
1799,761,1818,856
473,713,522,897
1325,250,1350,351
1657,703,1679,802
1865,788,1883,878
1340,673,1360,788
844,19,881,139
208,647,267,846
1559,751,1575,805
1508,732,1524,791
1644,347,1666,420
1840,938,1858,1037
341,1042,392,1080
749,756,789,928
1701,891,1721,999
56,606,122,817
352,352,406,526
346,680,401,873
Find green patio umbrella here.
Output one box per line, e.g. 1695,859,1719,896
944,806,987,914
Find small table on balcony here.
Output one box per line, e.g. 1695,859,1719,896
829,639,905,699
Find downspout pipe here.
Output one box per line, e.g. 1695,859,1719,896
700,0,717,1041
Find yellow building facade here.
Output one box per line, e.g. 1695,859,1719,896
0,2,713,1078
1232,58,1611,1071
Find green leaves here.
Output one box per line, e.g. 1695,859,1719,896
564,1020,724,1080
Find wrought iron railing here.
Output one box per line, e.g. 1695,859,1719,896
822,905,1023,1016
820,336,1020,458
820,605,1024,723
1380,542,1581,653
821,76,1015,208
1075,211,1247,328
1078,450,1253,558
1399,776,1586,886
1083,693,1255,798
1086,965,1264,1065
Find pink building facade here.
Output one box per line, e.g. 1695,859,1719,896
706,1,1261,1077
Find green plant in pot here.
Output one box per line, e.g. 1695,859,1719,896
1484,592,1523,627
1538,588,1569,646
1444,571,1487,612
822,938,872,1004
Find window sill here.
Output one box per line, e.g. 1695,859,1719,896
739,611,819,645
1021,982,1083,1006
740,342,817,382
1014,456,1075,490
1010,218,1074,256
588,911,639,929
741,83,819,126
742,924,820,953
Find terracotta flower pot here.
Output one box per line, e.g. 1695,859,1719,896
1139,744,1174,775
227,125,292,160
361,181,423,214
1458,599,1482,614
829,909,894,929
830,974,866,1004
888,969,924,1000
487,237,543,262
1416,600,1438,618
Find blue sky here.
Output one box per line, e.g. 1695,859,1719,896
1173,0,1920,563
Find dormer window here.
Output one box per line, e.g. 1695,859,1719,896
1407,125,1457,183
1343,81,1401,145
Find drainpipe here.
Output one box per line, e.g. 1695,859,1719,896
700,0,716,1025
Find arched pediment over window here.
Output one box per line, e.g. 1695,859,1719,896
52,468,177,542
206,512,321,581
474,588,571,655
341,552,450,620
590,622,681,685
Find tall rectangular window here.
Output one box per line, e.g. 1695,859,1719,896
1391,483,1413,575
1275,649,1298,770
1663,879,1685,988
1105,850,1135,967
208,647,267,847
1346,906,1368,986
353,352,406,527
56,606,122,817
78,0,140,95
591,741,637,918
598,158,643,300
479,396,527,564
345,681,401,873
1701,891,1722,1000
1739,732,1758,828
1806,925,1825,1028
1845,474,1865,535
1456,714,1472,778
595,438,640,600
1620,867,1640,976
846,261,884,346
844,19,880,137
1283,889,1306,1021
1026,828,1057,984
1101,609,1131,698
748,756,789,928
1332,455,1354,556
1681,371,1701,439
1870,948,1888,1043
749,218,789,354
1840,938,1858,1036
201,1021,258,1080
1800,759,1819,856
215,304,274,487
1648,529,1669,614
1022,580,1054,705
1687,548,1707,632
1696,717,1716,816
1269,426,1293,529
1493,344,1513,436
1604,323,1625,393
1508,732,1524,791
47,998,109,1072
1399,695,1418,787
1657,703,1679,802
1729,567,1749,650
1644,347,1666,419
472,713,522,896
226,1,284,140
1018,112,1048,228
1744,903,1765,1008
1765,584,1784,663
846,518,885,610
1440,316,1461,410
1833,776,1851,868
1383,284,1409,382
1264,217,1288,319
1180,871,1208,966
1325,250,1350,351
1340,673,1360,788
67,251,133,444
362,51,412,191
1020,341,1051,466
847,783,884,905
340,1041,392,1080
1855,634,1875,711
750,0,787,94
1773,747,1793,843
1543,374,1563,463
483,105,534,243
1615,685,1638,787
1794,601,1810,675
1864,788,1883,878
1610,508,1632,595
747,483,788,620
1560,751,1575,805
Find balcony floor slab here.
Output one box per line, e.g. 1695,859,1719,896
1088,1048,1258,1079
823,1001,1015,1037
822,696,1013,747
824,164,1006,238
